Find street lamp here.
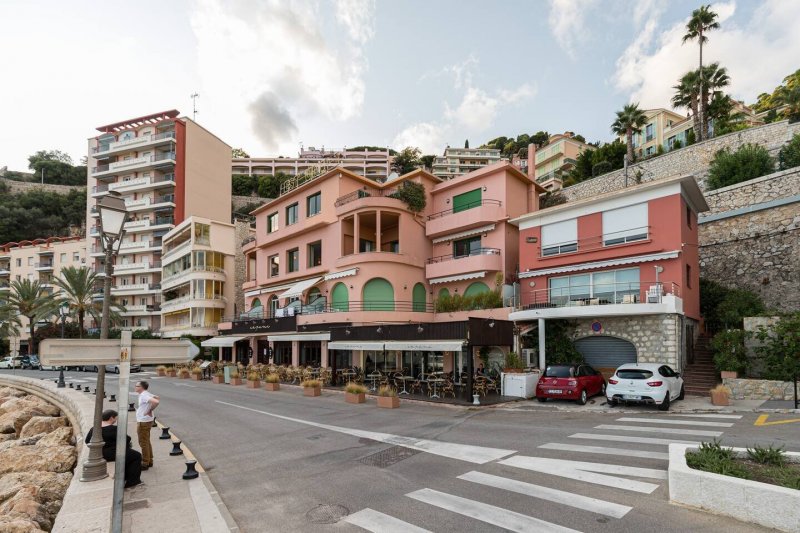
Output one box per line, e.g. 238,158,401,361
57,304,68,388
82,192,128,482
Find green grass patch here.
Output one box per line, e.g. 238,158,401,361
687,440,800,490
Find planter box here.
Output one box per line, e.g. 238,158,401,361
230,378,242,386
178,373,190,379
190,374,202,381
710,390,731,406
264,382,280,391
212,376,224,384
720,370,738,379
669,443,800,532
156,370,166,377
247,380,260,389
303,387,321,397
377,395,400,409
166,371,177,378
345,392,366,404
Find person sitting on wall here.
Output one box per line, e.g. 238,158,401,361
85,409,142,488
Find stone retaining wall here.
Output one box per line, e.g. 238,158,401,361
722,377,796,401
701,167,800,214
0,177,85,196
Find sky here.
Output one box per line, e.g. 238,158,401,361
1,0,799,172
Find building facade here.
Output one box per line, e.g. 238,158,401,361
87,110,232,332
232,147,392,183
525,132,595,191
432,147,502,181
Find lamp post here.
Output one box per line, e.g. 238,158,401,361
82,192,128,482
57,304,67,388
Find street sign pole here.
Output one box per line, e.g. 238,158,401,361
111,331,132,533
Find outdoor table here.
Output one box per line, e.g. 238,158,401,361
427,378,444,399
342,370,356,383
397,376,414,395
366,372,381,392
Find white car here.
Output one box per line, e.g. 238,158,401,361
0,356,24,369
606,363,684,411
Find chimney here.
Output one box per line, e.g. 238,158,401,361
526,143,536,180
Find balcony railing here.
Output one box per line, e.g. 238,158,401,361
427,199,502,220
539,226,650,257
92,152,176,175
228,299,434,323
93,131,176,154
162,265,225,285
426,247,500,265
334,187,399,207
517,281,681,311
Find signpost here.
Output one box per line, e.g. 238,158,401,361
40,333,199,533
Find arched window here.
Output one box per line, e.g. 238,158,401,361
464,282,490,298
331,282,349,312
251,298,262,309
362,278,394,311
307,287,321,303
412,283,427,312
438,288,450,299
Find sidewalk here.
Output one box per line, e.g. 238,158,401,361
491,395,800,414
121,406,238,533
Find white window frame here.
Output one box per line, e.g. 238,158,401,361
602,203,648,246
541,219,578,256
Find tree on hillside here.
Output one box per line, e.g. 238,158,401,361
564,140,625,186
700,62,730,136
232,174,258,196
0,301,21,339
751,69,800,116
706,144,775,190
8,279,55,355
27,150,85,186
464,139,469,149
611,103,647,164
392,147,421,174
419,154,436,170
780,85,800,123
682,4,720,141
256,172,292,199
0,187,86,243
231,148,250,158
530,131,550,148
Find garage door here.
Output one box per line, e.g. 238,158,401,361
574,336,637,376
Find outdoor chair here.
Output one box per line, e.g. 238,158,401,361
473,377,488,397
410,379,423,395
441,379,456,398
485,378,499,394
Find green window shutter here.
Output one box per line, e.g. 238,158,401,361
412,283,426,312
452,188,482,213
362,278,394,311
331,283,349,312
464,282,490,298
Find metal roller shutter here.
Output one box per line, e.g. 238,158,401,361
574,336,637,373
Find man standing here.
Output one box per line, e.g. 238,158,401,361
134,381,159,470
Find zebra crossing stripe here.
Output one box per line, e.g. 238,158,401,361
595,425,723,437
667,414,742,419
569,433,701,446
615,417,734,427
406,488,581,533
343,508,431,533
459,471,632,519
539,443,669,460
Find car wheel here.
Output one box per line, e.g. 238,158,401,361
678,385,685,401
115,367,120,374
537,396,547,403
577,389,588,405
607,398,617,407
600,382,606,396
658,395,671,411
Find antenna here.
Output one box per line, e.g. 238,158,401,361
190,93,199,121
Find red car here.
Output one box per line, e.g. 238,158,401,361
536,364,606,405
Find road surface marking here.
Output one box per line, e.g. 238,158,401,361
615,417,733,427
754,414,800,426
406,488,581,533
669,414,742,419
501,456,666,479
459,471,632,519
173,383,197,388
569,433,701,446
539,443,668,460
344,509,431,533
215,400,515,464
595,425,723,437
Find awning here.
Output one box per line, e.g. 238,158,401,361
429,271,486,285
384,340,465,351
244,281,295,298
432,224,496,244
324,268,358,281
201,335,246,348
278,277,323,299
267,332,330,342
518,250,681,278
328,341,385,351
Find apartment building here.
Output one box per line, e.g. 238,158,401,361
509,175,708,374
524,132,595,191
0,237,86,355
87,110,232,332
431,147,503,180
232,147,392,183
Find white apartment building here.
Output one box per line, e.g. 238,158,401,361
232,147,392,183
431,147,503,180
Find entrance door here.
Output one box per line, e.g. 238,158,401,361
574,336,637,377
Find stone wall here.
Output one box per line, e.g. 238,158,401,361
233,219,253,316
722,377,796,401
232,195,269,214
701,167,800,214
0,177,85,195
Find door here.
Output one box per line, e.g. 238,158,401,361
574,336,637,378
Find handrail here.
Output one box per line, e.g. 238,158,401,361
426,247,500,265
517,281,681,310
227,299,434,322
427,199,502,220
334,187,399,207
539,226,650,257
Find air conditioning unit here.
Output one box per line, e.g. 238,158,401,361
522,348,536,367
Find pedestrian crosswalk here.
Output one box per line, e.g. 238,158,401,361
343,412,743,532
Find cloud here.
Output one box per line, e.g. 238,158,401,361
248,92,298,148
335,0,376,45
612,1,800,110
547,0,598,58
445,84,537,130
393,122,447,155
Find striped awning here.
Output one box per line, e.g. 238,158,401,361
432,224,496,244
201,335,245,348
324,268,358,281
429,271,486,285
519,250,681,278
278,277,323,299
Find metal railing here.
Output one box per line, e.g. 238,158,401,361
334,187,399,207
161,265,225,285
92,152,175,174
426,247,500,265
517,281,681,310
427,199,502,220
229,299,434,323
539,226,650,257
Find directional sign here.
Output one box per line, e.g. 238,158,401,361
40,338,199,366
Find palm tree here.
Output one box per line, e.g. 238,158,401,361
672,70,701,142
683,5,720,141
52,266,102,339
7,279,56,355
0,301,22,339
611,103,648,165
699,62,730,136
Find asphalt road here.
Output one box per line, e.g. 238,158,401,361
5,368,800,533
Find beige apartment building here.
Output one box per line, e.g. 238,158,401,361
87,110,232,333
0,237,86,355
525,132,594,191
432,147,502,180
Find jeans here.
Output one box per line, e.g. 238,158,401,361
137,421,153,466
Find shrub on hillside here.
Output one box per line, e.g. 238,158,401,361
711,329,750,374
778,133,800,170
706,144,775,190
700,278,766,332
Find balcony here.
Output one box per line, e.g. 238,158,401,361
112,261,162,274
111,283,161,295
161,265,226,290
161,295,226,311
34,262,54,271
161,239,191,260
425,248,502,280
92,152,176,177
92,131,176,158
119,304,161,316
425,200,503,238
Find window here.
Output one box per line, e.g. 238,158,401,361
60,253,66,262
16,259,21,267
267,212,279,233
452,188,482,213
645,123,654,142
194,223,210,245
307,192,321,217
307,241,322,267
286,203,298,225
645,146,655,156
453,236,481,258
686,265,692,288
541,219,578,256
548,267,640,305
602,203,648,245
268,254,279,277
359,239,374,253
686,206,692,229
287,249,299,273
27,257,33,266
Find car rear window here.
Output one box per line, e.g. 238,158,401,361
616,369,653,379
544,366,573,378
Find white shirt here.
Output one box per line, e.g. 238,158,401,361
136,390,155,423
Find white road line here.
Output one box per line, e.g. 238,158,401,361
569,433,701,446
459,471,632,519
595,425,723,437
616,417,733,427
668,414,742,419
539,443,668,460
173,383,197,388
343,509,431,533
406,488,581,533
215,400,515,464
501,456,666,479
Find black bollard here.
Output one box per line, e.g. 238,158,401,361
53,379,58,384
92,388,97,395
75,385,82,391
169,440,184,456
109,394,116,402
159,427,171,440
182,460,199,480
128,402,135,412
85,388,91,394
68,383,74,388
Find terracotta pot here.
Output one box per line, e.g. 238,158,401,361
178,373,190,379
191,373,201,381
264,382,280,391
212,376,224,384
720,371,738,379
156,370,166,377
230,378,242,386
303,387,321,397
710,390,731,406
345,392,366,404
247,380,260,389
377,395,400,409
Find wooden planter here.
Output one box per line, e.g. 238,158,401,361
230,378,242,386
264,382,280,391
191,373,202,381
710,390,731,406
178,373,190,380
720,370,738,379
166,371,177,378
345,392,366,404
156,369,166,377
212,376,224,384
377,396,400,409
303,387,321,397
247,380,261,389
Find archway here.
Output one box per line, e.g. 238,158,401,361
362,278,394,311
464,282,490,298
331,282,349,312
412,283,426,312
251,298,262,309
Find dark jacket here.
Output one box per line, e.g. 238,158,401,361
85,425,131,462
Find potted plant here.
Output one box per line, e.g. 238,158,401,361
301,379,321,397
229,369,242,386
712,329,749,379
503,351,525,373
190,367,202,381
246,371,261,389
345,383,367,404
710,384,732,406
212,370,225,384
166,366,177,378
264,373,280,391
178,368,190,379
377,385,400,409
156,365,167,377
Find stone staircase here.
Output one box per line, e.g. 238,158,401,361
682,334,719,396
